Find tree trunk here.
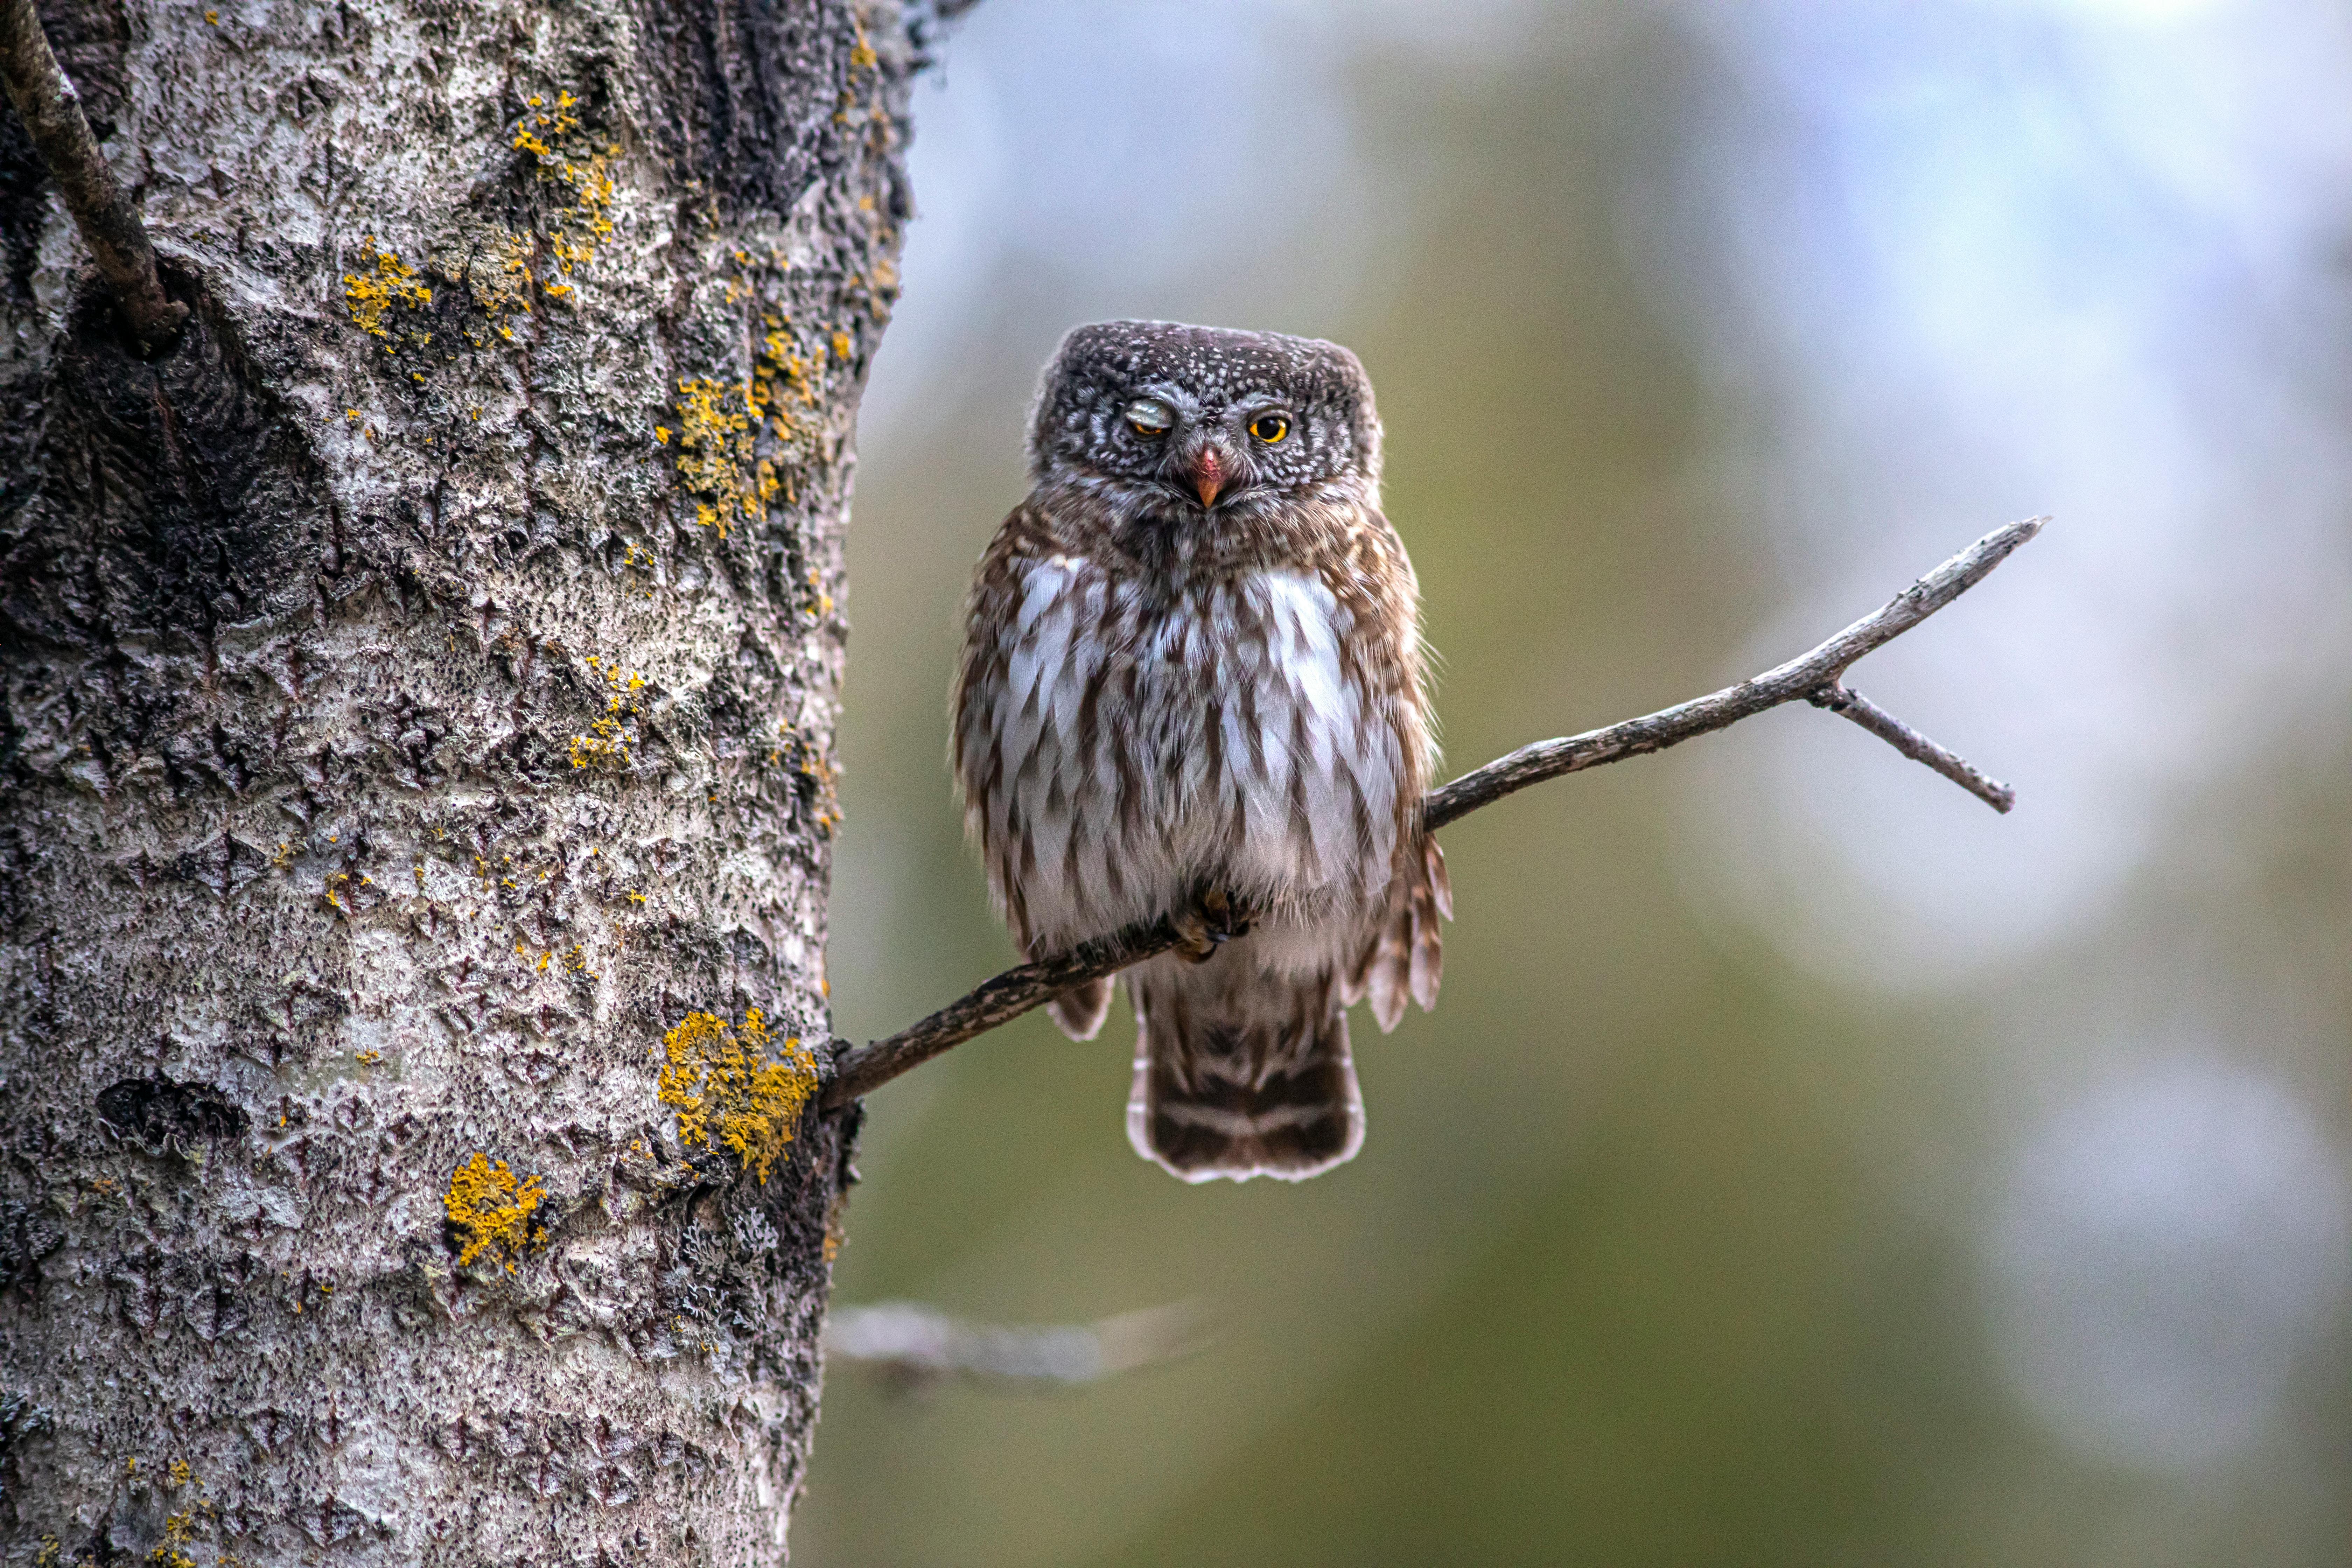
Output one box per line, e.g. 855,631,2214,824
0,0,914,1559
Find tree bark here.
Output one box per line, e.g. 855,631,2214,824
0,0,914,1560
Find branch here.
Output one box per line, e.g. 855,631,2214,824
823,1299,1214,1395
0,0,187,355
828,913,1185,1104
823,517,2045,1107
1808,682,2014,813
1421,516,2039,829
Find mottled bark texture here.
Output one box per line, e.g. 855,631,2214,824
0,0,918,1560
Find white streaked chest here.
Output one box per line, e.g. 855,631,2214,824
970,553,1402,931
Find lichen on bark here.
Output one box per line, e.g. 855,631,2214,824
0,0,919,1560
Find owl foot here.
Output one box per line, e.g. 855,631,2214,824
1173,887,1253,964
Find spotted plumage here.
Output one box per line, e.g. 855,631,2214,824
952,321,1448,1181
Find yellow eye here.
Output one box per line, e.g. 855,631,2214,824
1125,398,1172,437
1249,413,1289,444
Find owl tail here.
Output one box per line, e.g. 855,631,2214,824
1125,958,1364,1183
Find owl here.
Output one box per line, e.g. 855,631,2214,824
951,321,1449,1182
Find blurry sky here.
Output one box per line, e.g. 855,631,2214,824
796,1,2352,1562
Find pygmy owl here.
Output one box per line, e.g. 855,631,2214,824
952,321,1449,1182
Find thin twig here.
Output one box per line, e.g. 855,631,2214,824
1809,682,2014,812
0,0,187,354
824,517,2046,1106
1422,517,2043,830
824,1299,1215,1394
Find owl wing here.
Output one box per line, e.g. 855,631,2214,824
1329,504,1446,1034
949,503,1051,940
952,504,1120,1043
1047,976,1116,1041
1344,832,1451,1033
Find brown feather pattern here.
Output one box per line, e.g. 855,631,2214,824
951,322,1448,1181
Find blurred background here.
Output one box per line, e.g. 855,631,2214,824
795,0,2352,1561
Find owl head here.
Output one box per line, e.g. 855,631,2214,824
1027,321,1382,513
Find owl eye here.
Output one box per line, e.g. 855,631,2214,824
1248,413,1290,444
1125,399,1172,437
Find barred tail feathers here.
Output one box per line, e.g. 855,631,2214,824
1125,959,1364,1183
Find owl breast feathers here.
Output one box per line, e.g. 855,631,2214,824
952,320,1449,1182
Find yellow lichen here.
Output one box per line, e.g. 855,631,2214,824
569,713,629,768
150,1462,222,1568
342,237,432,342
569,655,646,770
799,751,842,832
509,91,617,301
443,1152,546,1271
148,1504,201,1568
657,1009,818,1185
665,323,821,534
669,377,757,536
467,231,535,323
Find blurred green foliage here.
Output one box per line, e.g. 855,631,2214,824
793,8,2352,1564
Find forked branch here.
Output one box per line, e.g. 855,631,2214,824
1421,517,2039,826
824,516,2046,1107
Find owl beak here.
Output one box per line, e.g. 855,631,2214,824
1190,447,1227,509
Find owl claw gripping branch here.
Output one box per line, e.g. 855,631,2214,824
1172,885,1254,965
953,321,1448,1183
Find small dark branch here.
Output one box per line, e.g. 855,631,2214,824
1809,682,2014,813
1422,516,2043,831
825,518,2045,1103
822,914,1182,1107
824,1299,1214,1394
0,0,187,355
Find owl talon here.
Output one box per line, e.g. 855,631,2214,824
1174,887,1252,963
